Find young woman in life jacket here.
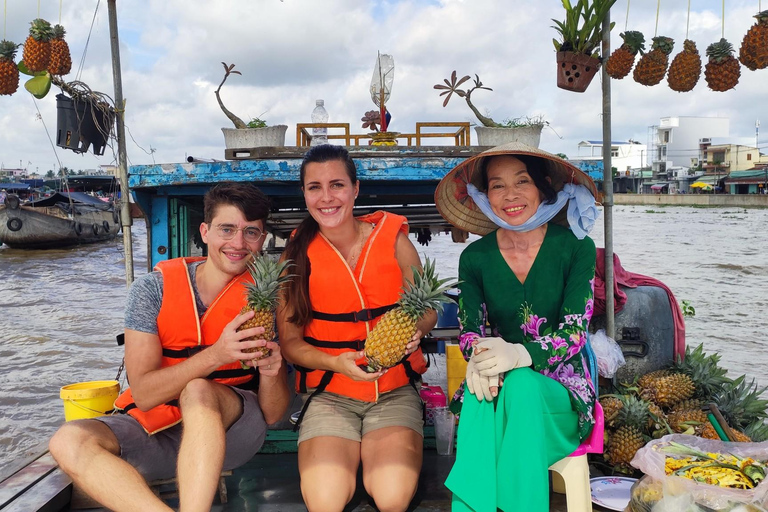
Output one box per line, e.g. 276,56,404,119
278,144,436,512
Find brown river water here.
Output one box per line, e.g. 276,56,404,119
1,206,767,476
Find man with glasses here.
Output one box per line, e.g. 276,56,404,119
50,182,291,512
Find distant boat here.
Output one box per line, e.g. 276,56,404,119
0,191,120,249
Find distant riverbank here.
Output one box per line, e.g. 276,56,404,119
613,194,768,207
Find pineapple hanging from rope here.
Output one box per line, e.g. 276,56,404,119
667,40,702,92
0,40,20,96
739,10,768,71
49,25,72,76
705,38,741,91
22,19,54,73
362,257,456,372
633,36,674,86
606,31,646,79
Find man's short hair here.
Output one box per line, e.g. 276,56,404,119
203,182,270,224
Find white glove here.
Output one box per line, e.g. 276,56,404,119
465,357,499,402
472,337,532,376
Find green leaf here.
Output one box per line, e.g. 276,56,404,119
18,61,48,77
24,73,52,99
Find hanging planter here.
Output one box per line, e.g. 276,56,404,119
56,92,115,155
556,51,602,92
552,0,617,93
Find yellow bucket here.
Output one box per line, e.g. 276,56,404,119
60,380,120,421
446,344,468,399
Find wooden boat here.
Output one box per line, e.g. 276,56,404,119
0,191,120,250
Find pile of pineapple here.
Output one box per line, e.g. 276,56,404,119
599,344,768,475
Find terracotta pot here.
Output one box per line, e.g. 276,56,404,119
556,52,601,93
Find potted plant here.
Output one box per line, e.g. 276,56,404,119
552,0,617,92
434,71,546,146
215,63,287,148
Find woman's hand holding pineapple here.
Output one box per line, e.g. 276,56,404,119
250,341,283,377
334,351,387,382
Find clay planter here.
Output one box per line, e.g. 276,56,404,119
475,125,543,147
556,51,601,93
221,125,288,149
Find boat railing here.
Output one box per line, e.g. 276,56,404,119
295,121,471,147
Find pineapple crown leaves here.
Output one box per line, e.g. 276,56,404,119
744,419,768,443
672,343,730,400
706,38,736,62
397,257,459,320
0,40,19,60
651,36,675,55
681,39,699,54
243,255,296,311
620,31,646,54
28,19,54,42
52,24,66,40
754,9,768,23
713,375,768,429
617,394,651,432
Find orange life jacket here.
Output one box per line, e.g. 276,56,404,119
295,211,427,403
114,257,256,434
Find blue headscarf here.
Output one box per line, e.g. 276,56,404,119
466,182,599,240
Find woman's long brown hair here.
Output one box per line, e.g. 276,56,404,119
282,144,357,326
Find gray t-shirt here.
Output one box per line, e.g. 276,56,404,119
124,260,208,335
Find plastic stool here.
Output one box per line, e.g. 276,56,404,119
549,402,604,512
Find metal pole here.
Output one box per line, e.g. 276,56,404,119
601,10,615,339
107,0,134,286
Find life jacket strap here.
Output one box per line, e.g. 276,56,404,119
162,346,208,358
304,337,364,350
311,304,396,323
293,370,335,432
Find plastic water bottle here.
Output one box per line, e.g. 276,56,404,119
311,99,329,146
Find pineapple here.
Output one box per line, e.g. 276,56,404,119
601,395,623,428
637,369,671,390
647,401,667,430
237,255,294,368
633,36,674,86
667,405,708,433
22,18,54,73
607,395,650,471
606,31,645,79
739,10,768,71
704,38,741,92
0,40,19,96
713,375,768,431
641,372,695,408
667,39,702,92
363,257,455,372
672,344,729,401
48,24,72,76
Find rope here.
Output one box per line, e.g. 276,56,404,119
654,0,661,37
722,0,725,39
37,0,40,17
59,0,62,24
624,0,630,31
3,0,6,40
686,0,691,39
76,0,101,81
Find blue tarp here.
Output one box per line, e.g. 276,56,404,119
0,183,31,191
27,191,112,207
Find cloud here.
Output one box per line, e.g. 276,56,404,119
1,0,766,174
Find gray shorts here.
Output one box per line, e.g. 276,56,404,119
95,387,266,481
298,384,424,444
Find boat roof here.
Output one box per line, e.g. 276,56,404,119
27,191,112,207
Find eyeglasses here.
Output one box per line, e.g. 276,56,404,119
213,224,265,243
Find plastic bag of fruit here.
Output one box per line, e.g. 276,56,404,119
630,434,768,510
590,328,625,378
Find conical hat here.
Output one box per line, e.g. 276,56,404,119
434,142,598,235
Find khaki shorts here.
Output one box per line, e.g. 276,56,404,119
298,385,424,444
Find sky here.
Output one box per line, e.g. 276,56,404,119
1,0,766,175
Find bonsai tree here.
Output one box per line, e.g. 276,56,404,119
552,0,616,58
434,71,547,130
215,62,267,129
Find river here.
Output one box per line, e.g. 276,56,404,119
1,205,766,476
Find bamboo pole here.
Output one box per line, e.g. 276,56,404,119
602,9,615,339
107,0,134,286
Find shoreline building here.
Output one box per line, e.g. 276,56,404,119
570,140,648,193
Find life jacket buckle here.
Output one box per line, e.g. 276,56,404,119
354,309,375,322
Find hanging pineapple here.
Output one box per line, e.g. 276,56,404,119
633,36,675,86
22,19,54,73
667,40,702,92
739,10,768,70
363,257,455,372
704,38,741,91
606,31,646,79
48,24,72,76
237,255,294,368
0,40,20,96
